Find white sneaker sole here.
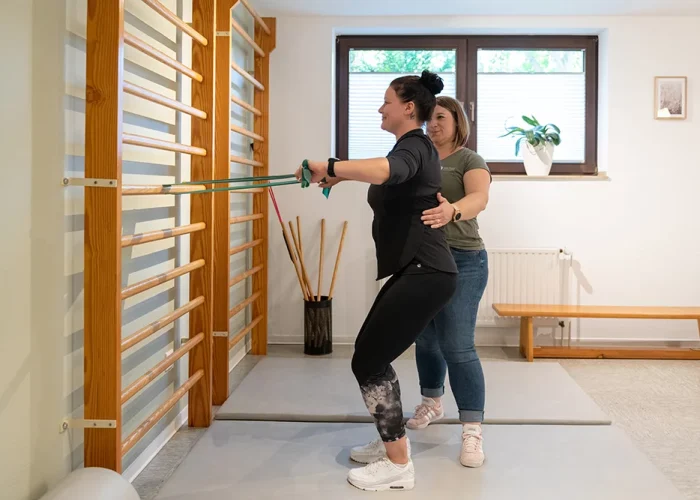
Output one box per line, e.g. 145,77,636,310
405,410,444,430
460,455,485,468
347,475,415,491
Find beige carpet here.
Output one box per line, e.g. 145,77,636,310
558,357,700,499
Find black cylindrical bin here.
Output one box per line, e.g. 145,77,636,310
304,296,332,355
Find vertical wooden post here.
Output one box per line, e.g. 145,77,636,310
251,18,275,355
84,0,124,472
520,316,534,362
212,0,237,405
188,0,216,427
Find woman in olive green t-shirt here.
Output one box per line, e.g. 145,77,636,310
406,96,492,469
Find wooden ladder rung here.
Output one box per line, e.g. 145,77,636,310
231,18,265,57
228,291,261,319
229,265,263,288
123,133,207,156
121,222,205,247
229,316,263,350
230,123,264,141
124,32,203,82
231,61,264,91
121,333,204,404
230,238,263,256
231,95,261,116
122,184,206,195
121,259,205,299
121,297,204,352
141,0,208,46
122,369,203,456
230,213,263,224
230,154,263,167
239,0,271,35
124,81,206,119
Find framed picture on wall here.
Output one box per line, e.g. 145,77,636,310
654,76,687,120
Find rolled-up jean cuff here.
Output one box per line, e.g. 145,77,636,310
421,387,445,398
459,409,484,423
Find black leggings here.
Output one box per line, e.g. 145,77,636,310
351,261,457,442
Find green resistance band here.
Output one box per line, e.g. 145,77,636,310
159,165,331,197
163,173,296,187
183,179,300,195
300,160,331,199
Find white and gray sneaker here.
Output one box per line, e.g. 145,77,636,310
347,457,415,492
350,437,411,464
460,424,485,467
406,397,444,430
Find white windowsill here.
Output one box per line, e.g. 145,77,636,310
492,173,610,182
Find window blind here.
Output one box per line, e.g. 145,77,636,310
348,73,457,159
475,48,587,163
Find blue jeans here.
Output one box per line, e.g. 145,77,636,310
415,248,488,423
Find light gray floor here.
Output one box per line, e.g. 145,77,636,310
133,346,700,500
216,356,611,424
152,421,684,500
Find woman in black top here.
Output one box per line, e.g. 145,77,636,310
294,70,457,492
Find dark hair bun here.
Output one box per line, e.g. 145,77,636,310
419,70,444,96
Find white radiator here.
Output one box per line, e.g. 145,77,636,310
478,248,572,326
377,248,572,327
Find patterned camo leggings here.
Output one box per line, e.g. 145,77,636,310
351,261,457,442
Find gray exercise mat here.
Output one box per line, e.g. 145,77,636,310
154,421,682,500
216,357,611,424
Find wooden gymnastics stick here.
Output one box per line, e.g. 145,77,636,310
296,215,304,263
296,216,317,301
297,216,319,301
268,187,308,300
288,221,315,300
328,221,348,300
284,225,309,301
317,218,325,301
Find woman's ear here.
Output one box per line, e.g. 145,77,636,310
404,101,415,117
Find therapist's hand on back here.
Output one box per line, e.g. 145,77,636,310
421,193,454,229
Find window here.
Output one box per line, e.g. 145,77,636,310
336,36,598,175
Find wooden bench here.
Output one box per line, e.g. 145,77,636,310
492,304,700,361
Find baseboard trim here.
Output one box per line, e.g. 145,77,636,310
269,335,357,345
269,333,700,349
123,406,188,483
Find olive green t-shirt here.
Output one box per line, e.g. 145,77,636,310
440,148,491,250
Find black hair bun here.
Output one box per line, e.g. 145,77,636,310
419,70,444,96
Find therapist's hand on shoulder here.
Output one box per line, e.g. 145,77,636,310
421,193,454,229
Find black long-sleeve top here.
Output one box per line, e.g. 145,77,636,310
367,128,458,280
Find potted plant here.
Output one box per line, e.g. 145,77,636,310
500,115,561,176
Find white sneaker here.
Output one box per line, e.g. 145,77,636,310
460,424,484,467
347,457,415,491
406,397,444,430
350,437,411,464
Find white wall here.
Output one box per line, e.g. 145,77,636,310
0,0,38,497
265,15,700,346
1,0,77,497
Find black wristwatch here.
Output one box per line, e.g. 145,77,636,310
327,157,339,177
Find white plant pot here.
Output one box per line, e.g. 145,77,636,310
522,142,554,176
